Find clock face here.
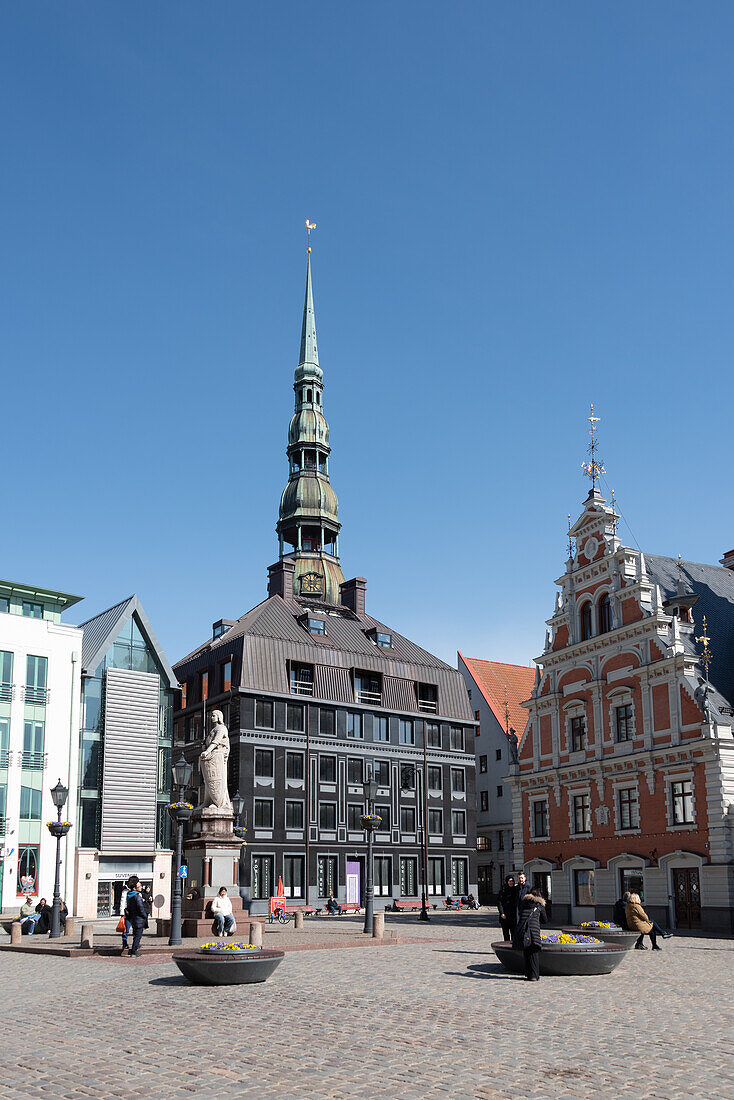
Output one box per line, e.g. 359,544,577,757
300,571,323,595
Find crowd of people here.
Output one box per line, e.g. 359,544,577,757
19,896,69,935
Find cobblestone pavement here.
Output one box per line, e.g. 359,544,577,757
0,915,731,1100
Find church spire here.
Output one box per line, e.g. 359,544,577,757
275,235,345,605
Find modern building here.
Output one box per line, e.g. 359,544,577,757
173,248,477,914
458,655,535,903
73,595,178,920
509,476,734,933
0,579,83,913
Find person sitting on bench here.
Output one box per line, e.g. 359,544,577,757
211,886,236,936
445,895,459,909
325,892,342,915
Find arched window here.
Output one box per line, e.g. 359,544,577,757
580,602,593,641
307,389,313,402
315,391,321,404
598,593,612,634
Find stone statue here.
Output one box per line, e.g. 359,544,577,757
199,709,231,811
694,681,711,725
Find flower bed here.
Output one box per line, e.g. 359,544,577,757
492,939,628,976
562,925,638,948
581,921,621,930
200,941,260,954
173,946,284,985
541,932,602,946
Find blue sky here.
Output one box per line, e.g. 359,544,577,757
3,3,734,668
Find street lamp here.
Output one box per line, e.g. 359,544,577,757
232,791,246,838
361,767,380,934
401,764,430,922
168,753,194,947
47,779,70,939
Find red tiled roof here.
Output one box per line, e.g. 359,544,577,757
459,654,535,743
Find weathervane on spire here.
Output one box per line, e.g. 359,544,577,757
567,513,574,559
581,403,605,490
696,615,713,680
305,219,317,253
610,488,618,535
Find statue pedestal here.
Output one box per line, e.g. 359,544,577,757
156,807,248,938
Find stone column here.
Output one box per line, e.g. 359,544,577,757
10,922,21,946
294,911,304,931
372,912,385,939
249,920,263,947
81,923,94,950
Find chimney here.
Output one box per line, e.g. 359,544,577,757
340,577,367,617
720,549,734,571
268,558,296,599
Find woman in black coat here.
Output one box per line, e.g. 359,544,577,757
513,890,548,981
124,877,148,957
498,875,517,941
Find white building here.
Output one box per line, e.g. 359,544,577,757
0,579,83,914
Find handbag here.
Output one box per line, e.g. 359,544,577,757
523,906,539,948
115,916,126,934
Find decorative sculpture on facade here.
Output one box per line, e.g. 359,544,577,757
199,710,231,810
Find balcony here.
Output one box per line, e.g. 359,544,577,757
418,699,438,714
0,814,5,837
0,749,9,768
290,680,314,697
21,751,47,770
23,686,49,706
0,682,14,703
356,689,381,705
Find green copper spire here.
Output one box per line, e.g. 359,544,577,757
276,246,344,605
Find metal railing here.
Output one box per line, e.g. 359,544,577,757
418,699,438,713
21,750,47,770
0,814,5,837
0,682,13,703
356,689,381,705
290,680,314,697
23,686,49,705
0,749,9,768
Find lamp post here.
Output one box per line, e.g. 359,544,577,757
231,790,247,896
47,779,69,939
361,767,380,934
168,754,194,947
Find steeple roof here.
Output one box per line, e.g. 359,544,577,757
297,251,320,378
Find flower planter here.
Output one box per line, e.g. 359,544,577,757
47,822,71,839
168,803,193,824
563,926,639,948
172,946,285,985
492,940,628,977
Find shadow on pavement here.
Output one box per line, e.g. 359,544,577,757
446,962,517,980
148,975,189,987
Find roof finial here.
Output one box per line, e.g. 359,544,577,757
299,228,319,368
610,488,618,535
305,219,316,254
503,686,510,735
581,403,605,491
696,615,713,680
567,513,573,559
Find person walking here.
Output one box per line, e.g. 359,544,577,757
211,887,236,936
498,875,517,941
123,877,148,957
626,893,670,950
513,888,548,981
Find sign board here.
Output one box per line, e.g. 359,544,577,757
269,895,286,915
178,865,188,879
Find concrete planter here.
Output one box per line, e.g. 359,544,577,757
172,947,284,985
563,926,639,948
491,940,628,977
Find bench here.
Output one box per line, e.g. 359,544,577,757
443,901,465,910
318,901,362,915
392,900,424,912
288,905,321,916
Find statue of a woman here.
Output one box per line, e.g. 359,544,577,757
199,709,231,810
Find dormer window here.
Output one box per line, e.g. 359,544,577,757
373,632,392,649
290,662,314,696
417,683,438,713
355,671,381,705
308,618,326,636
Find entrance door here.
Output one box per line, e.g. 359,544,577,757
346,860,361,904
533,872,552,920
477,866,492,906
673,868,701,929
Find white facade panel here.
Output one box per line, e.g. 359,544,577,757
100,667,158,852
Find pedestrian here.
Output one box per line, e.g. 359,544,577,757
141,883,153,916
498,875,517,941
513,888,548,981
613,891,631,930
626,892,671,950
123,877,148,957
515,871,530,907
211,886,236,936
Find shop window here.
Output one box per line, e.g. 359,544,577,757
451,858,468,896
283,855,304,897
252,855,274,900
17,845,39,895
318,856,338,897
400,857,418,896
574,868,595,906
374,856,392,896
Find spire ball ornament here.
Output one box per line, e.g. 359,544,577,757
581,403,605,490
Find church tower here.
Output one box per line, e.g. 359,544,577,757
275,246,345,605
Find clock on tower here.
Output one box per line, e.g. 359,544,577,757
300,571,324,596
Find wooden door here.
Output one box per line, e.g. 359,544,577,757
673,868,701,929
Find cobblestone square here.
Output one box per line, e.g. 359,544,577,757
0,916,731,1100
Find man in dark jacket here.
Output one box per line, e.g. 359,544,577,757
498,876,517,941
613,892,630,930
515,872,530,908
513,890,548,981
124,877,148,956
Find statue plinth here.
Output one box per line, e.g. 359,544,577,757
190,806,237,841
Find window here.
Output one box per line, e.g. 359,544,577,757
480,790,488,812
308,618,326,636
495,748,502,761
496,785,503,798
81,737,101,789
615,704,634,743
477,835,490,851
319,803,337,830
475,709,480,721
0,717,9,763
355,671,381,704
672,779,694,824
17,845,39,895
374,856,392,896
283,855,304,897
252,855,274,899
449,726,464,751
451,768,465,794
0,650,12,696
286,751,304,780
400,764,415,790
451,809,467,835
400,856,418,896
375,804,390,830
290,663,313,696
19,786,42,820
23,720,45,766
80,797,99,847
399,719,414,745
580,602,593,641
498,831,504,850
598,593,612,633
255,699,274,728
451,858,468,895
0,597,8,614
318,856,338,897
221,660,232,691
426,722,441,748
618,787,639,830
479,755,487,773
573,793,591,834
620,867,644,902
200,671,209,700
347,757,363,785
286,703,305,732
428,857,444,895
533,799,549,837
417,683,437,713
373,716,388,742
285,801,304,829
25,655,47,702
570,715,586,753
427,765,442,791
428,808,443,834
374,759,390,788
347,804,364,830
254,749,274,779
319,755,336,783
346,712,363,739
375,632,392,648
319,708,335,736
400,806,416,833
254,799,273,829
574,868,595,906
22,601,43,619
180,681,188,709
